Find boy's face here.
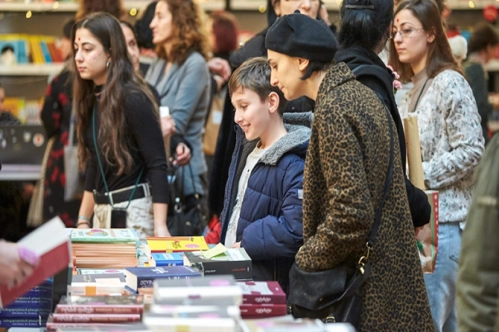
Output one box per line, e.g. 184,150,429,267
267,50,304,101
231,87,272,142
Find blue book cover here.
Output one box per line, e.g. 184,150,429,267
18,286,52,299
39,41,52,63
7,297,52,310
0,307,51,318
0,317,47,328
152,253,184,266
125,266,201,291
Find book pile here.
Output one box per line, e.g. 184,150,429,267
68,272,127,297
45,295,145,331
146,236,209,254
70,229,139,269
143,275,243,332
183,246,252,280
124,266,202,295
238,281,287,319
0,279,53,329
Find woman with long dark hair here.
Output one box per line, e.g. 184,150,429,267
74,13,170,238
390,0,484,329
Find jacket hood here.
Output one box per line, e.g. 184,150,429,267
335,46,393,79
260,112,312,166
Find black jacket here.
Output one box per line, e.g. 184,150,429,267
208,28,314,215
335,46,430,228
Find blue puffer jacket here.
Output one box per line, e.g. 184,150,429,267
219,112,312,294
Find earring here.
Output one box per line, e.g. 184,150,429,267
106,61,110,68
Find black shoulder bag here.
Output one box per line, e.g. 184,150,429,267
92,105,144,228
286,97,395,328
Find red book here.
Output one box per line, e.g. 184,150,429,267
238,281,286,304
0,217,71,308
51,313,141,323
239,303,288,318
55,295,144,314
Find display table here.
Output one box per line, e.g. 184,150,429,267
0,164,41,181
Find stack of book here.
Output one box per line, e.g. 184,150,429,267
124,266,202,295
183,247,252,280
68,272,127,297
238,281,287,319
70,229,139,269
45,295,145,331
143,275,243,332
0,279,53,329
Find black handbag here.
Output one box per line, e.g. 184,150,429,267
167,164,207,236
287,101,395,327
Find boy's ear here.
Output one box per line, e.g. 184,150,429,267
267,91,280,114
297,57,310,73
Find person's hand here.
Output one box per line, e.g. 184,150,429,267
77,223,90,229
154,224,171,237
415,226,425,238
208,58,231,81
172,143,191,166
0,240,39,288
232,242,241,249
213,75,225,93
160,115,176,138
319,4,332,26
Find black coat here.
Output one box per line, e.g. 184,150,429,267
335,46,430,228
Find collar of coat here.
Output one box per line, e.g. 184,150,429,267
238,111,313,166
320,62,356,94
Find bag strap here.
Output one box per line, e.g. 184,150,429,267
92,104,143,209
68,106,76,147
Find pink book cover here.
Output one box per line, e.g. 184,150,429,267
51,313,141,323
0,217,71,308
239,303,288,318
238,281,286,304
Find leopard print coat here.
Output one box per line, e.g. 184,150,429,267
295,63,434,331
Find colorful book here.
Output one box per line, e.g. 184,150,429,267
151,253,184,266
183,248,252,280
146,236,209,253
153,275,242,304
39,40,52,63
51,313,141,323
0,217,71,308
71,228,139,244
238,281,286,304
55,295,144,314
125,266,202,292
239,303,287,318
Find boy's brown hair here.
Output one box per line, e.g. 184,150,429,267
228,57,287,116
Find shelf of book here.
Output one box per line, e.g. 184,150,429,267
0,63,63,76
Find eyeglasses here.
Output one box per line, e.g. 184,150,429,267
391,28,424,39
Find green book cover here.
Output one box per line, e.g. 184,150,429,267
70,229,139,244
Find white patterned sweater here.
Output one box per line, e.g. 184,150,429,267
399,69,484,226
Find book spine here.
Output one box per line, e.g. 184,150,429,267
68,284,124,296
242,294,286,305
52,313,141,323
0,308,51,318
239,304,287,318
5,298,52,309
137,275,198,288
198,261,252,280
155,260,184,266
0,318,47,328
56,305,143,314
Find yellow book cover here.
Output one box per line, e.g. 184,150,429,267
146,236,209,253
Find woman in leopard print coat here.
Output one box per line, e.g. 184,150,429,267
266,11,433,331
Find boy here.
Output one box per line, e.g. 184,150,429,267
219,57,311,293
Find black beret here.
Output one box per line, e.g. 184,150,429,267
265,11,337,62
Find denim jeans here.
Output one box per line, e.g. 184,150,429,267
424,222,462,332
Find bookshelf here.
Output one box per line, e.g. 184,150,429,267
0,63,63,76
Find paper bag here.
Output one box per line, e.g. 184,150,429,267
404,115,439,273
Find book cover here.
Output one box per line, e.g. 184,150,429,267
55,295,144,314
0,217,71,308
183,248,252,280
151,253,184,266
17,286,53,299
5,297,52,310
153,275,242,304
70,228,139,244
125,266,202,291
77,268,126,275
238,281,286,304
0,307,51,318
143,309,235,331
146,236,209,253
71,273,126,285
239,303,287,318
39,40,52,63
48,322,151,331
0,317,47,328
51,313,141,323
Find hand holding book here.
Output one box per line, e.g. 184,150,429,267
0,240,40,289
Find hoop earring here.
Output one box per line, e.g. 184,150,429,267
106,61,110,68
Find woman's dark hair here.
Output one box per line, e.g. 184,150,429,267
302,60,334,80
338,0,393,51
155,0,209,64
63,19,75,39
210,11,239,54
389,0,463,82
120,20,136,38
75,0,126,21
468,22,499,55
72,12,158,175
134,1,157,50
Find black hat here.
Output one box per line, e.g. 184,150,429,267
265,11,337,62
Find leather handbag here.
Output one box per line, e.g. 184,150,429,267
287,101,395,327
64,111,84,201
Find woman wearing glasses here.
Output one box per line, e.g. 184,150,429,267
390,0,484,330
